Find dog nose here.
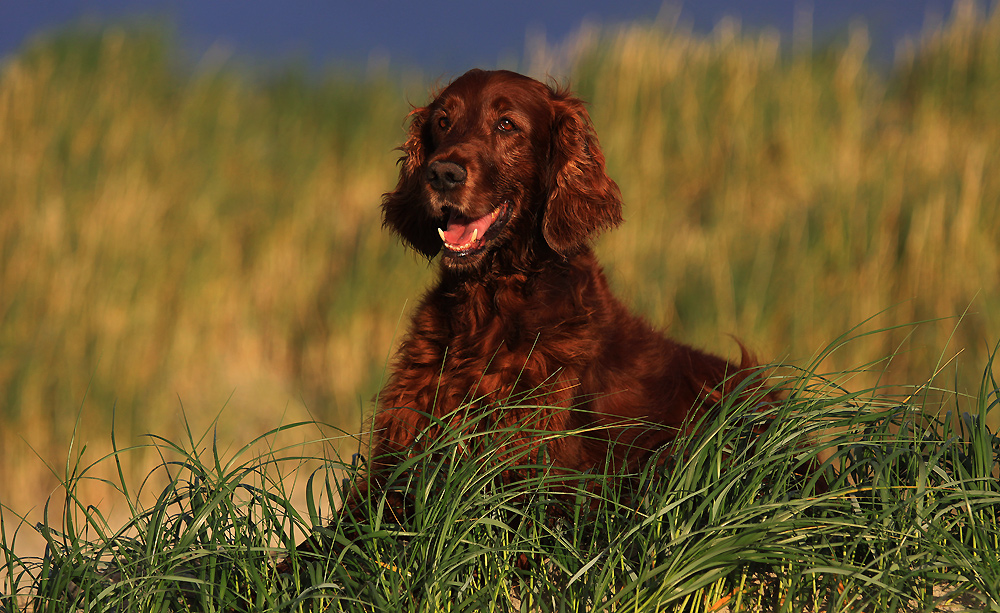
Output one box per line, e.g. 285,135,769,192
426,161,467,191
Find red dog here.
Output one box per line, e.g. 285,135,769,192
371,69,765,480
277,69,776,576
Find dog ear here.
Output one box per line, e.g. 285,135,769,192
543,95,623,255
381,106,442,258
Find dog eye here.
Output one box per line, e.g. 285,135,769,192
437,116,450,130
496,117,516,132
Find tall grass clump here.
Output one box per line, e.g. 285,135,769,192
2,348,998,611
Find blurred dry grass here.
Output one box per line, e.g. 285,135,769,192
1,2,999,549
567,2,1000,397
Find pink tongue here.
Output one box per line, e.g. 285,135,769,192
442,209,494,246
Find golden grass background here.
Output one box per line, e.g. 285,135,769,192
2,2,998,549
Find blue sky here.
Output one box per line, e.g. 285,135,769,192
1,1,963,73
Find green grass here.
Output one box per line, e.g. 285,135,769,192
3,346,998,611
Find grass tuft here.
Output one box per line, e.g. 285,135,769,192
3,350,998,611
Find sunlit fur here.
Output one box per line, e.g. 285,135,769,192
374,69,767,478
280,69,774,570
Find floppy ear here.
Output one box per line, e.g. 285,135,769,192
543,95,623,255
381,106,442,258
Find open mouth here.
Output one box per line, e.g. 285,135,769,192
437,201,511,255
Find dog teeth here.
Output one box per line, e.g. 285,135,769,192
439,213,496,251
438,226,479,251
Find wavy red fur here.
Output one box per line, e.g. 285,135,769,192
374,69,769,478
281,70,774,571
